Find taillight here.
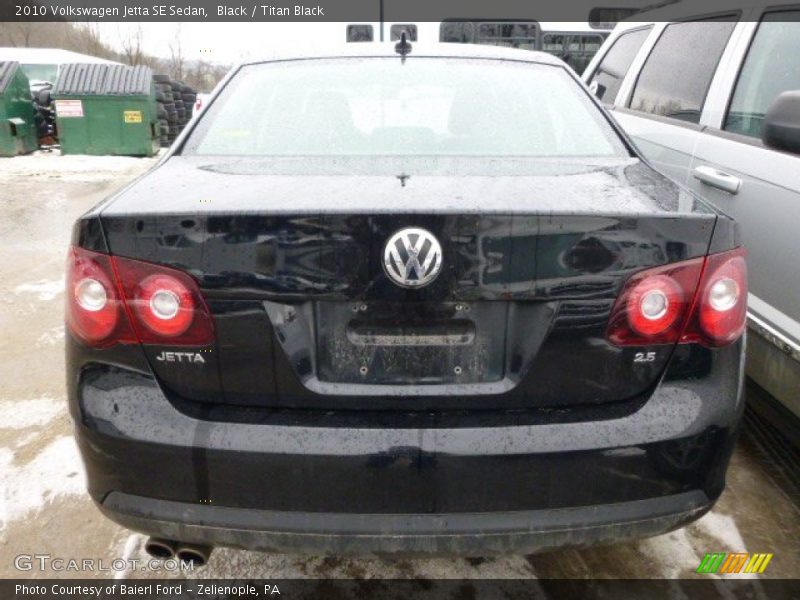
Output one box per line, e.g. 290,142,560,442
113,256,215,345
66,246,214,347
682,247,747,347
625,274,684,337
66,247,136,346
607,247,747,348
606,257,704,346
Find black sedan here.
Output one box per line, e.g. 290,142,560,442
66,43,747,561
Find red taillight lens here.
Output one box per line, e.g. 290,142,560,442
683,247,747,347
625,274,684,336
112,255,214,345
607,248,747,348
606,257,704,346
66,248,136,346
66,246,214,347
132,274,195,338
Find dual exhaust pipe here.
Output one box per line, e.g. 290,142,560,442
144,537,213,567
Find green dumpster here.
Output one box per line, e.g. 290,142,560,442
0,62,38,157
52,64,159,156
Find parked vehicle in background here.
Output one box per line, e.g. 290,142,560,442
193,92,211,115
438,21,610,73
346,19,643,73
583,3,800,438
67,43,748,557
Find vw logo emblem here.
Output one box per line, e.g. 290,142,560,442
383,227,443,288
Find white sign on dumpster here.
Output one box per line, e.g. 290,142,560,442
55,100,84,118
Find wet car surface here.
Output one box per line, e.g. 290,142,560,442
0,155,797,579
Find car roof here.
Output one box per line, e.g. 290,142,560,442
239,42,565,68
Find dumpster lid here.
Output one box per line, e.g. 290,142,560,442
52,63,153,96
0,61,21,94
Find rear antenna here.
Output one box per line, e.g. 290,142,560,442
395,31,412,63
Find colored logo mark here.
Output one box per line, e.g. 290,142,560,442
696,553,773,574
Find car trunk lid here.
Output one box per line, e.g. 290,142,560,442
99,156,717,410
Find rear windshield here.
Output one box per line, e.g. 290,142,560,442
183,57,627,158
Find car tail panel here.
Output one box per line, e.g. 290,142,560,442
88,208,720,411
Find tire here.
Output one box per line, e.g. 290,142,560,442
154,74,171,84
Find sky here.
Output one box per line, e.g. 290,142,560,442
95,22,361,65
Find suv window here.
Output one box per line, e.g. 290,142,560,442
589,27,652,103
629,19,736,124
440,21,475,43
476,22,539,50
390,24,418,42
542,33,606,73
346,25,373,42
724,11,800,138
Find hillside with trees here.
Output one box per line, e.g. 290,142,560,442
0,21,229,91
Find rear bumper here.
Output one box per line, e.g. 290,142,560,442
70,338,744,555
100,490,712,556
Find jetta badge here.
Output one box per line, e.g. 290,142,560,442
383,227,443,288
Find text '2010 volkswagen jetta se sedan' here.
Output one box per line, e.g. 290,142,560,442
66,42,747,558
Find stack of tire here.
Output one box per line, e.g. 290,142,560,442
154,75,197,147
31,85,57,146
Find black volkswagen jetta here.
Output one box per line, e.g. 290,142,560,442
66,44,747,560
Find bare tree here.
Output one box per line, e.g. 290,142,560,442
62,22,103,57
168,24,185,81
13,22,36,46
82,23,105,57
119,25,145,66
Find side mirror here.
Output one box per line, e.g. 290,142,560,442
762,90,800,154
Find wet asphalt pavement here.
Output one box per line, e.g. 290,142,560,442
0,152,798,580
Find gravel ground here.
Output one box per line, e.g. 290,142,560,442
0,151,798,580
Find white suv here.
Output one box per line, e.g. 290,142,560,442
583,4,800,428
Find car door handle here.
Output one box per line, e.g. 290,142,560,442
693,166,742,194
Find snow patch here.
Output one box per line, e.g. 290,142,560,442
0,396,65,430
14,279,64,301
114,534,144,580
0,151,161,182
693,511,749,552
692,512,758,579
36,325,66,347
0,435,85,530
639,527,702,579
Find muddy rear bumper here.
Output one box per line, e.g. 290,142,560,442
99,490,712,556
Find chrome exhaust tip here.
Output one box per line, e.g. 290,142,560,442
175,543,213,567
144,537,178,560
